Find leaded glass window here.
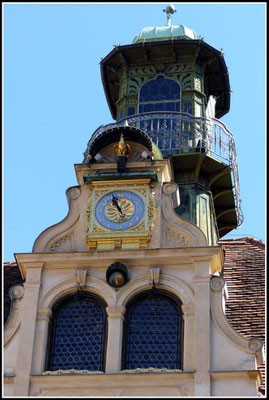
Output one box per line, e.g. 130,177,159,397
138,76,180,114
123,290,182,370
47,293,107,372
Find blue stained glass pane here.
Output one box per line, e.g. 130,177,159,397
154,103,165,111
184,103,192,114
139,76,180,103
127,107,135,116
144,103,154,112
48,294,106,372
124,291,182,370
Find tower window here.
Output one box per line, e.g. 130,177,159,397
139,76,180,114
123,290,182,370
46,293,107,372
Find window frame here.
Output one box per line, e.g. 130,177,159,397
45,292,108,372
121,289,184,371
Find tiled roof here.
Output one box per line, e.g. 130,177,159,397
3,238,265,394
219,237,265,395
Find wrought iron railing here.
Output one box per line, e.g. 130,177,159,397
84,112,243,226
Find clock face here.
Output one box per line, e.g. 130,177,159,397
95,190,145,231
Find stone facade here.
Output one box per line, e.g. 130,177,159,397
4,157,264,397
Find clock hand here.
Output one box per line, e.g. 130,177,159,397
112,194,125,217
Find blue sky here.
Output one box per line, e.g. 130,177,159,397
3,2,266,261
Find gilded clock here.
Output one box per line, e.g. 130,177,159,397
85,179,156,250
95,190,145,231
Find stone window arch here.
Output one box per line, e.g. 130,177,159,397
46,292,107,372
122,289,183,370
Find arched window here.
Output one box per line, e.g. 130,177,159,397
123,290,182,370
139,76,180,113
46,293,107,372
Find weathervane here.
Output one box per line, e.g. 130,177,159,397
163,4,176,26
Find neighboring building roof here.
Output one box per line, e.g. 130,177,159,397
3,261,24,325
219,237,265,396
3,237,265,393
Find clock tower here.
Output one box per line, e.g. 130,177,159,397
5,5,263,397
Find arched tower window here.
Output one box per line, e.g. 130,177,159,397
138,75,180,113
123,290,182,370
46,293,107,372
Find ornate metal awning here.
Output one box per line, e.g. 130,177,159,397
84,111,243,234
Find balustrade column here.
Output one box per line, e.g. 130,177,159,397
105,306,126,373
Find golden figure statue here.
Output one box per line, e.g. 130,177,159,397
113,134,131,157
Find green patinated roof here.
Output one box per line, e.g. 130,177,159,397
133,4,196,44
133,24,196,44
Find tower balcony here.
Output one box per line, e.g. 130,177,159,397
85,112,243,234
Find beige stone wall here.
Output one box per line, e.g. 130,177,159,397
4,248,263,396
4,159,263,396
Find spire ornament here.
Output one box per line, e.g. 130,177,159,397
163,4,176,26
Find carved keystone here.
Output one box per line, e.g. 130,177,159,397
148,267,160,285
75,270,88,288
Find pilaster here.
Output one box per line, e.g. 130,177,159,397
182,304,195,371
105,306,126,373
13,262,44,396
193,258,211,396
31,308,53,374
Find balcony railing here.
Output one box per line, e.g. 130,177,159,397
84,112,243,226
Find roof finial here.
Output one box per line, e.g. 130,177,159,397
163,4,176,26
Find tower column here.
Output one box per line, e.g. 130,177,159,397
105,306,126,373
193,258,211,396
13,263,44,396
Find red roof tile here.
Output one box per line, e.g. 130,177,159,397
219,237,265,395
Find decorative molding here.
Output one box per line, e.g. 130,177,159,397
9,285,24,300
4,285,25,346
33,185,80,253
39,276,116,310
161,187,207,247
121,367,182,374
49,232,75,253
163,182,178,195
36,308,53,322
210,277,264,364
181,304,195,319
117,272,194,307
43,369,103,375
66,187,81,200
106,306,126,319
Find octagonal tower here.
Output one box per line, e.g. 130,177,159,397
84,5,243,244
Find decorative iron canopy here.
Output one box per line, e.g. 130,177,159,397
100,39,230,119
85,125,153,161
